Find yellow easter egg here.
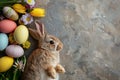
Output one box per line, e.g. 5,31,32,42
14,25,29,44
0,56,14,72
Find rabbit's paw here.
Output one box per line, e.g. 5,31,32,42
55,64,65,73
47,66,57,79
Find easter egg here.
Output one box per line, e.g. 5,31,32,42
0,56,14,72
14,25,29,44
6,45,24,58
0,33,8,51
3,6,19,21
0,19,17,33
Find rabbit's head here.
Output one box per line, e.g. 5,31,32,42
29,21,63,52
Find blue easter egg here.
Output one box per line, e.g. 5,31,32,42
0,33,8,51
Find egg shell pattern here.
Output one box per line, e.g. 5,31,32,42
0,19,17,33
3,7,19,21
0,33,8,51
14,25,29,44
0,56,14,72
6,45,24,58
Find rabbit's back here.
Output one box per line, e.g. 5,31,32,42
21,48,60,80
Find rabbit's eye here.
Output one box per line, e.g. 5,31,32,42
50,40,54,44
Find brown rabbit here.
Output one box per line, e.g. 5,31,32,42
21,21,65,80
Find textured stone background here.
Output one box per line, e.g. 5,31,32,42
27,0,120,80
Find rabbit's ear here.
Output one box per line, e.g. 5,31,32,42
35,21,45,36
28,28,40,40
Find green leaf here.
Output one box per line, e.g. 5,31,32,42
5,78,9,80
0,0,21,10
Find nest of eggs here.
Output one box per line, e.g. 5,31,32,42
0,0,45,80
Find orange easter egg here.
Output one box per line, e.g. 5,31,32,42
0,19,17,33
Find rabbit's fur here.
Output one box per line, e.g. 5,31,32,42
21,21,65,80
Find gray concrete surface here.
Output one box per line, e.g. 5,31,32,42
27,0,120,80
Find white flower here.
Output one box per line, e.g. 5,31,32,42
13,60,25,72
19,13,33,25
25,0,35,6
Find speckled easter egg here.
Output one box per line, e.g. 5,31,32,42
0,56,14,72
0,19,17,33
14,25,29,44
0,33,8,51
3,6,19,21
6,45,24,58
